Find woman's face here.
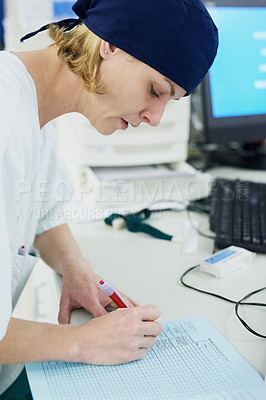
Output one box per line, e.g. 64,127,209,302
79,44,186,135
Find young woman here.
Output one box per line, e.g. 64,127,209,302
0,0,218,398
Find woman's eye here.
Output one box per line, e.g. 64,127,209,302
150,86,159,98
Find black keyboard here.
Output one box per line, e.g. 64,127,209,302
210,178,266,253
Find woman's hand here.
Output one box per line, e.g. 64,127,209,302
58,258,138,324
72,305,162,365
33,225,138,323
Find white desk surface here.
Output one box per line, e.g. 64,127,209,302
54,166,266,378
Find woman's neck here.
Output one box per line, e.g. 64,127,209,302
13,45,84,129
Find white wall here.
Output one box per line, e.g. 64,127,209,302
4,0,54,50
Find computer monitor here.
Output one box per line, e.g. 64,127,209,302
200,0,266,145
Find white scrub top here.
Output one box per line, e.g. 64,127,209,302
0,51,70,394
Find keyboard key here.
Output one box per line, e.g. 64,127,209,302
210,178,266,253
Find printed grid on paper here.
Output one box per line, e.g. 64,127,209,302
41,320,254,400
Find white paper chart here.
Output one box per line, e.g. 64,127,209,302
26,316,266,400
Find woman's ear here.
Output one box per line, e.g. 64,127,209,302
100,40,117,58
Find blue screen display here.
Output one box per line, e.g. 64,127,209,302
53,1,75,19
207,7,266,118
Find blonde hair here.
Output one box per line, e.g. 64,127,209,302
48,23,104,93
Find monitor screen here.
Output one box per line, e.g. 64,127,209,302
201,0,266,143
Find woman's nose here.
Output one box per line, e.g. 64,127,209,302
140,102,166,127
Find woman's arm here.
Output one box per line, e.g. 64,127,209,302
0,306,162,365
33,223,83,276
0,318,77,364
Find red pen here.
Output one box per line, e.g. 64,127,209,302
99,280,127,308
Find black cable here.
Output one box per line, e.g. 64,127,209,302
147,199,188,211
180,265,266,338
186,209,216,240
180,265,236,304
235,287,266,339
188,200,211,215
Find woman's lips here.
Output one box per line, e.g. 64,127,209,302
121,118,129,130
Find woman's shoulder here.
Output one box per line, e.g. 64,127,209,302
0,51,34,94
0,50,38,111
0,51,39,150
0,50,26,78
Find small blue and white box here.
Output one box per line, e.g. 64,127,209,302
200,246,255,278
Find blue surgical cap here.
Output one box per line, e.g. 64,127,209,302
20,0,218,95
72,0,218,95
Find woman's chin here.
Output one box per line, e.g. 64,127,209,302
92,119,125,135
98,128,116,135
93,124,116,136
